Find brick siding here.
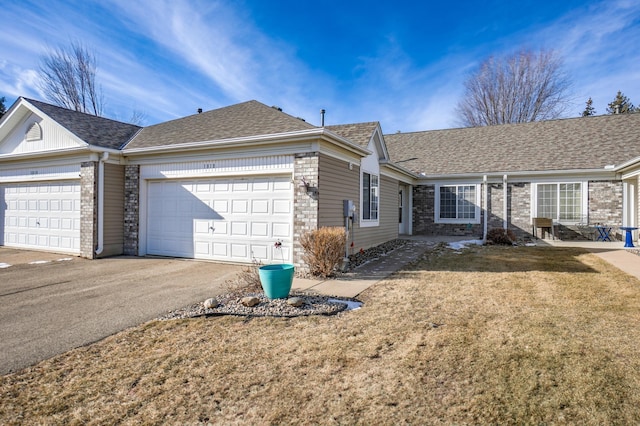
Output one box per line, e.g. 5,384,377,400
123,165,140,255
293,153,319,272
80,161,97,259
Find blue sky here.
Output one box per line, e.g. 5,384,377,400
1,0,639,132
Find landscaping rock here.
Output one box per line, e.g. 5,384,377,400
203,298,219,309
287,297,305,307
241,296,260,307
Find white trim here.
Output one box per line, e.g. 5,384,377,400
434,183,482,224
417,168,618,182
360,169,380,227
531,181,588,224
140,155,294,180
0,164,81,183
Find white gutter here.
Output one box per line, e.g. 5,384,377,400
95,151,109,256
503,174,508,230
415,167,620,180
483,175,488,243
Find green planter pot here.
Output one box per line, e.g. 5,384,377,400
259,264,295,299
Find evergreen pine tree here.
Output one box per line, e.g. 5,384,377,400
581,97,596,116
607,91,635,114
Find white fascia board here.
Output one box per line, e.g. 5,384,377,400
123,128,371,157
0,145,122,162
128,142,314,165
616,155,640,173
380,161,419,178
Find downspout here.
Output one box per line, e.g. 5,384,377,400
483,175,488,243
95,151,108,256
503,174,508,230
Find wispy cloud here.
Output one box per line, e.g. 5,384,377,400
1,0,639,131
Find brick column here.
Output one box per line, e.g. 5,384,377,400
293,153,319,271
123,165,140,255
80,161,98,259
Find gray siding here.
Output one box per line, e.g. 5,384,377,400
317,154,399,253
354,174,399,249
318,154,359,228
100,163,125,257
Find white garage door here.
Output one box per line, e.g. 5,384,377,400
146,176,293,263
1,181,81,254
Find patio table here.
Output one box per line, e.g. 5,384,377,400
620,226,638,248
595,225,612,242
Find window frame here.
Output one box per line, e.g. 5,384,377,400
361,171,379,226
434,183,481,224
533,181,588,224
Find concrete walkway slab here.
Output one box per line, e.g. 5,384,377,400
293,239,440,298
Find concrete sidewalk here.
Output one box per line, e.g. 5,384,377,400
543,238,640,281
292,239,441,298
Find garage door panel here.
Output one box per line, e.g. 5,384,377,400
251,222,269,237
212,243,227,256
231,222,248,236
252,179,270,191
1,181,80,254
232,181,249,191
252,199,269,214
232,200,248,213
231,244,248,259
273,199,291,214
273,223,291,238
146,176,293,263
212,222,228,235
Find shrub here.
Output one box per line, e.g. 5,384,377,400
226,257,263,292
487,228,516,245
300,227,346,278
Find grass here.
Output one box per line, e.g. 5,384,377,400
2,245,640,424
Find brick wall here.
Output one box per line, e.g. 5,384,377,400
589,180,623,224
80,161,97,259
123,165,140,255
411,180,626,241
412,184,482,237
293,153,319,271
508,182,532,238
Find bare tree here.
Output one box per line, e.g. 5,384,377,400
456,49,572,127
128,109,147,126
38,42,104,116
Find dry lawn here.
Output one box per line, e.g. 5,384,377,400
2,245,640,424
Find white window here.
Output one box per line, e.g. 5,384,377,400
535,182,585,222
362,172,379,221
435,184,481,223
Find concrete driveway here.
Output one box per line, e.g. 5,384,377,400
0,248,243,374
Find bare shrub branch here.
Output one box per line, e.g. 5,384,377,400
456,49,572,126
300,227,346,278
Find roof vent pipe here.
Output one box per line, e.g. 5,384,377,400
197,108,203,114
320,109,326,127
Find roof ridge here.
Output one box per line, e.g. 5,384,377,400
385,112,640,136
24,97,141,127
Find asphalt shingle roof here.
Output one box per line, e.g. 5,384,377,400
25,98,141,150
125,100,316,150
384,113,640,175
326,122,379,147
